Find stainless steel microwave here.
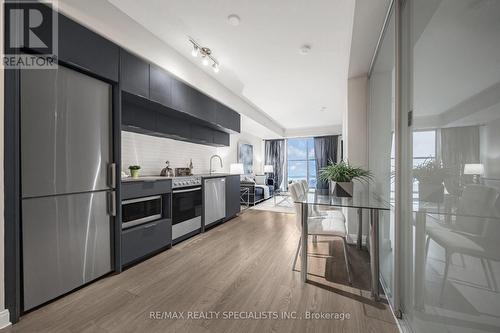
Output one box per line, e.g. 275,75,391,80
122,195,162,229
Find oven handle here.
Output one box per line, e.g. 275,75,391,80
122,195,162,205
172,187,202,194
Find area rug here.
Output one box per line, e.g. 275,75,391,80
250,198,295,214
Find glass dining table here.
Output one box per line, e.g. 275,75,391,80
294,190,390,301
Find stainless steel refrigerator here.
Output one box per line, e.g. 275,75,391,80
21,66,115,310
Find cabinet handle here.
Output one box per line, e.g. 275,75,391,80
143,223,157,229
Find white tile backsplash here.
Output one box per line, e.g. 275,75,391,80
121,131,219,176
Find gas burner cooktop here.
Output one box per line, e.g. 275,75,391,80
172,176,202,189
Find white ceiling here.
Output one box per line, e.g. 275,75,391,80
107,0,355,131
414,0,500,118
240,114,282,140
348,0,391,78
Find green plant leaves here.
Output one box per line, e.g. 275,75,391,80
318,160,373,183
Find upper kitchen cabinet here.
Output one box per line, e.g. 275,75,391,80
215,103,241,133
156,112,191,141
190,124,213,145
58,15,119,82
212,130,230,147
150,65,173,108
171,79,215,124
120,50,150,99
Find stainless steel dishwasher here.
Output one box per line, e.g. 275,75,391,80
204,177,226,228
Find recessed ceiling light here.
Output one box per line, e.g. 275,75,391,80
299,44,312,55
228,14,241,26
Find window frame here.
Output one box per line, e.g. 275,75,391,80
286,137,317,188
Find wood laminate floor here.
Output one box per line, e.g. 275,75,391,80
3,210,398,333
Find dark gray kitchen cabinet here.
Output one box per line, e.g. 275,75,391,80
156,112,191,141
58,15,119,82
121,179,172,200
215,103,241,133
121,97,156,133
190,124,213,144
122,219,171,266
212,130,230,147
192,89,216,124
171,79,192,117
225,175,241,219
150,65,173,107
172,80,216,124
120,50,150,98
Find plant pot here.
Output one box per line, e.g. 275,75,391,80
329,181,353,197
418,182,444,203
130,169,140,179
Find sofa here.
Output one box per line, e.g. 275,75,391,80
240,175,274,206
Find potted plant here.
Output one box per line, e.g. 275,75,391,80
413,159,448,203
128,165,141,179
319,161,373,197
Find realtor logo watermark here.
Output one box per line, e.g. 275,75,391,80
3,0,58,69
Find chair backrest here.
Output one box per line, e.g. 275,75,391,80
300,180,309,193
456,184,500,235
288,182,304,232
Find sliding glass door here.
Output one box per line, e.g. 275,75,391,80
400,1,500,332
368,3,397,307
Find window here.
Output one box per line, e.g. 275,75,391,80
390,130,437,200
287,138,316,188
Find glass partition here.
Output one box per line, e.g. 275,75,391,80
368,6,396,305
401,1,500,332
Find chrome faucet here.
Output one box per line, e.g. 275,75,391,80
209,155,223,174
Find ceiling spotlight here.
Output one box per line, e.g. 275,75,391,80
299,44,312,55
191,44,199,57
202,55,210,66
227,14,241,26
212,62,219,73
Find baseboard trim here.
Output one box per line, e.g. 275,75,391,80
0,309,11,329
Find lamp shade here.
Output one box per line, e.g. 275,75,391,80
230,163,245,175
464,163,484,175
263,165,274,173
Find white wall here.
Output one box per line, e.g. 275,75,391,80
345,76,368,167
344,76,369,242
122,131,263,176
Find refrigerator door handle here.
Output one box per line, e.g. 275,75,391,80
108,163,116,189
108,191,116,217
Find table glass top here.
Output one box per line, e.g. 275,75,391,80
294,189,390,210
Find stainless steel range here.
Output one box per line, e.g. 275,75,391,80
171,176,202,243
172,176,201,189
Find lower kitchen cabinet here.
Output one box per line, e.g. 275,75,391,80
225,175,241,219
121,219,172,266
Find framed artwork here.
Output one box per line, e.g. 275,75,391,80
238,143,254,174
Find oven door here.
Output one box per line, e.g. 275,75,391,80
122,195,162,229
172,187,202,225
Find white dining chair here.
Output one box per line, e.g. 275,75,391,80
289,182,352,283
298,179,345,222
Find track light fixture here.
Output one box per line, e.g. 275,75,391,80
189,38,220,73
